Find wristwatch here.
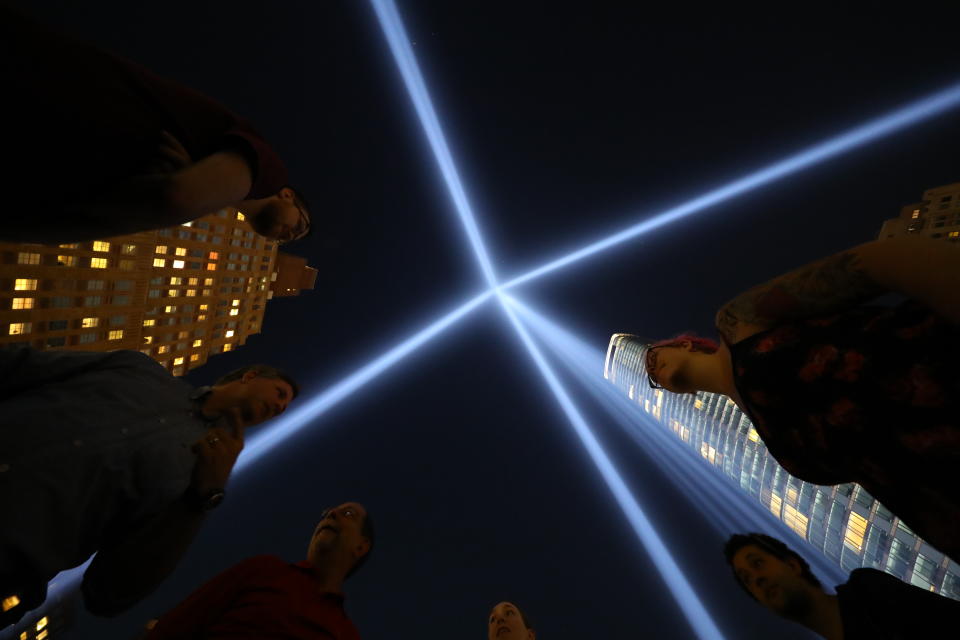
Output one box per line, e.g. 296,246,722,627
183,487,226,512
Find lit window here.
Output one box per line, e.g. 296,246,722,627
143,319,156,327
168,289,179,297
17,252,41,265
231,299,240,306
164,305,176,313
58,243,79,249
843,512,868,553
949,231,959,238
188,277,199,285
2,595,19,612
174,356,185,366
173,260,185,269
186,289,197,297
121,244,136,255
169,277,182,285
9,322,31,335
178,331,189,339
206,263,217,271
37,629,48,640
57,254,77,266
155,245,167,254
158,345,169,354
236,211,245,221
14,279,37,291
119,259,135,270
143,336,153,345
204,278,214,285
153,258,166,268
108,329,124,340
190,353,200,362
202,289,212,296
175,247,187,256
37,616,48,631
912,209,921,219
225,330,235,338
209,251,219,260
192,339,203,347
11,298,34,310
229,308,239,316
82,317,99,328
222,343,233,352
93,241,111,252
199,304,209,310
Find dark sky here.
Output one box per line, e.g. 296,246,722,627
19,2,960,638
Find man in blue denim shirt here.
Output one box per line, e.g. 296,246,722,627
0,346,298,628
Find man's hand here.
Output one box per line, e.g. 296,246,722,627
189,423,244,496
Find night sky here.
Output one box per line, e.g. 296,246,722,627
18,2,960,639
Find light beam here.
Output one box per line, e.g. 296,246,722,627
497,294,727,640
237,290,493,471
370,0,498,287
501,81,960,291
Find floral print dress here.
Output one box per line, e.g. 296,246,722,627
727,301,960,560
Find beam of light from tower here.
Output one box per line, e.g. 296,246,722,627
501,81,960,291
38,291,495,607
503,295,848,587
236,290,493,471
496,295,727,640
369,0,498,287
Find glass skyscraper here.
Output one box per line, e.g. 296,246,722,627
604,333,960,599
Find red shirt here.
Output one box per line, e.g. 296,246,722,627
147,556,361,640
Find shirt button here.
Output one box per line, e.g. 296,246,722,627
73,439,83,447
0,463,10,473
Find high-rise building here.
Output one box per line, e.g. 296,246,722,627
603,333,960,599
0,208,315,376
879,181,960,242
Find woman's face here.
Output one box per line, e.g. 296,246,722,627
646,343,693,393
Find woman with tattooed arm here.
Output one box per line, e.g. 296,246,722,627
643,236,960,559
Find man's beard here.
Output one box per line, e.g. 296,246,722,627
777,585,814,622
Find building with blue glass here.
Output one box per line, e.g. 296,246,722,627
603,333,960,599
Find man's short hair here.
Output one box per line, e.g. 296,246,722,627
345,511,375,580
214,364,300,399
723,533,822,600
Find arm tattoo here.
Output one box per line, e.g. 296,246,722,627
716,251,885,341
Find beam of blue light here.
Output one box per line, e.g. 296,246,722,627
503,295,848,587
237,290,493,471
496,294,726,640
370,0,498,288
32,291,495,615
501,81,960,291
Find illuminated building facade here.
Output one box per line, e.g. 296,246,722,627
3,590,76,640
879,180,960,242
603,333,960,599
0,209,314,376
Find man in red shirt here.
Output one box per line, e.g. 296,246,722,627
0,6,311,245
147,502,373,640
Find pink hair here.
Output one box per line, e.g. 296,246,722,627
650,333,719,354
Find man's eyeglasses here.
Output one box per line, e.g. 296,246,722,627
283,201,311,243
645,346,664,390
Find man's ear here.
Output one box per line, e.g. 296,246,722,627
241,370,259,383
278,186,295,200
354,538,371,561
527,630,535,640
